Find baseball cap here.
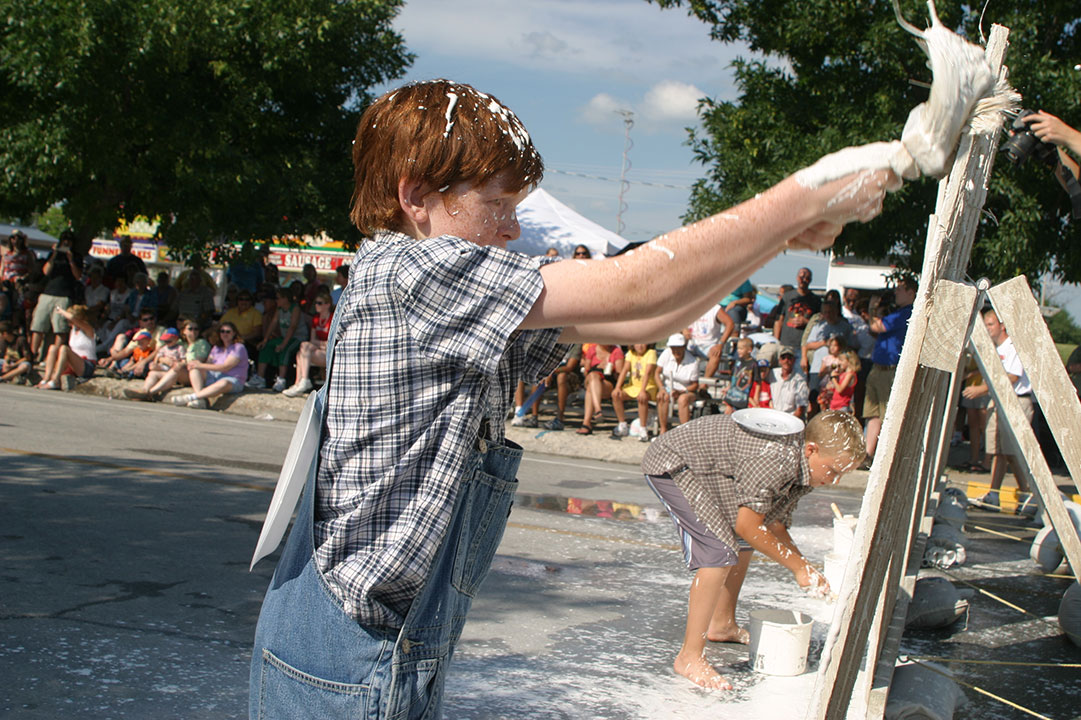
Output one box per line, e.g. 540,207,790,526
133,329,152,341
666,333,686,347
778,345,796,358
160,328,179,342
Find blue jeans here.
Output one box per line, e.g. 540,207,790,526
249,433,523,719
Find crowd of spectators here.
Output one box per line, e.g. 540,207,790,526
0,228,347,409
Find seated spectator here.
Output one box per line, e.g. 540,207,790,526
99,274,137,350
282,290,333,397
655,333,699,434
723,337,756,413
540,344,583,431
572,244,592,260
300,263,328,314
123,327,186,400
330,264,349,305
769,346,810,419
176,269,216,329
689,303,736,378
119,329,157,379
98,310,164,374
144,271,179,326
827,350,860,413
171,321,248,409
83,266,109,319
612,343,658,439
220,289,263,356
131,319,212,400
131,272,152,317
37,305,97,390
250,286,307,391
576,343,625,435
721,279,755,328
0,322,33,384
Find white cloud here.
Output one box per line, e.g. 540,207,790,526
641,81,704,122
580,93,632,128
579,82,703,132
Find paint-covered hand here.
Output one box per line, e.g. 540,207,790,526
795,561,831,598
815,169,899,226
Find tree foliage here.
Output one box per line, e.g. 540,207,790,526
0,0,412,262
649,0,1081,284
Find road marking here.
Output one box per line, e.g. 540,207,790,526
0,447,273,492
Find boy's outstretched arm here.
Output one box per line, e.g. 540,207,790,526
735,506,829,595
523,169,897,344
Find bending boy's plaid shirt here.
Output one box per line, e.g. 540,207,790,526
641,414,811,550
315,231,565,628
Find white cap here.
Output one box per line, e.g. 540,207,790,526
667,333,686,347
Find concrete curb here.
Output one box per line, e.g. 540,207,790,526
68,377,1059,497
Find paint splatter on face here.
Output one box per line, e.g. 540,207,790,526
425,171,528,249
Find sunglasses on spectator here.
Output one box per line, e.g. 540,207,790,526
140,317,154,323
219,328,235,334
315,300,329,306
573,251,589,257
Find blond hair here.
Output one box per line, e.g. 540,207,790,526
842,350,861,373
805,411,866,465
736,337,753,350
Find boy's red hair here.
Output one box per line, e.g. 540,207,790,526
350,79,544,236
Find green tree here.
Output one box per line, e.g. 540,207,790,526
0,0,412,262
649,0,1081,284
1047,306,1081,345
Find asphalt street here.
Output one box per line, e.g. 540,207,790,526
2,385,1077,719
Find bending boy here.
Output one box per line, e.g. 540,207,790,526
642,411,866,690
249,79,895,719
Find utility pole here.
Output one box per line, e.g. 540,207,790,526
616,109,634,236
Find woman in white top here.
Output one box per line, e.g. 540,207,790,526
654,333,701,434
38,304,97,390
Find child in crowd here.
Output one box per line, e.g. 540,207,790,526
248,78,895,718
723,337,756,413
642,411,866,690
612,342,659,440
0,322,33,384
816,336,847,411
123,327,184,401
120,329,156,379
828,350,860,413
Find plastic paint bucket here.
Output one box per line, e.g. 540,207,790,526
748,609,814,676
833,515,858,557
824,551,847,592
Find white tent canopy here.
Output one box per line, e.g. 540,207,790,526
514,187,630,258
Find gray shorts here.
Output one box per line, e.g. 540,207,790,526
645,472,749,570
30,294,71,334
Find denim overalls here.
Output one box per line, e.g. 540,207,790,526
249,308,522,719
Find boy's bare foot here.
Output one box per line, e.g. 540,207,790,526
673,653,733,691
707,624,750,644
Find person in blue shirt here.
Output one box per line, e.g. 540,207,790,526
861,277,917,462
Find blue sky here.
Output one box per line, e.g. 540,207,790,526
378,0,1081,323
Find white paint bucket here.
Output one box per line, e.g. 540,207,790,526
747,609,814,676
824,551,847,592
833,515,858,557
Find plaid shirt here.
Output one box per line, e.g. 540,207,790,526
641,414,811,549
314,231,565,628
